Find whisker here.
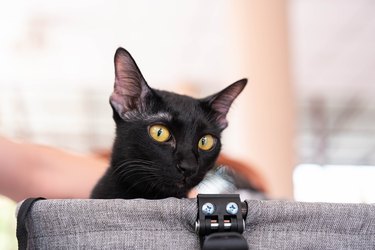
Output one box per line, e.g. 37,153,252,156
122,175,158,194
107,158,190,198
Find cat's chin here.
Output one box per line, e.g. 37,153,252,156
174,177,199,194
158,178,193,197
176,182,186,188
164,179,188,190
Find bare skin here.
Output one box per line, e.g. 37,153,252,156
0,136,107,202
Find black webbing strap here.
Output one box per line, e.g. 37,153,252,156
16,197,45,250
196,194,248,250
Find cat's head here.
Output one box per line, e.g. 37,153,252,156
109,47,247,198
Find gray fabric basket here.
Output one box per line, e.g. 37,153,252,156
17,198,375,249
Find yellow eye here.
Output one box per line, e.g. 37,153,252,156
149,124,171,142
198,135,216,151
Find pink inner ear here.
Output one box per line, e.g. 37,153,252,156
216,116,229,130
209,99,229,129
110,92,126,115
209,79,247,129
211,97,231,115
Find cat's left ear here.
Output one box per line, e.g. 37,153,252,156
204,79,247,129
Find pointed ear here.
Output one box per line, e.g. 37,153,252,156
110,47,152,116
205,79,247,129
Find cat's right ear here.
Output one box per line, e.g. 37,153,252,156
110,48,152,117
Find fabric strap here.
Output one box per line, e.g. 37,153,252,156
16,197,45,250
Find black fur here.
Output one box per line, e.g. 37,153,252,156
91,48,247,199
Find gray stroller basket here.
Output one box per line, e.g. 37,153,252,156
16,195,375,249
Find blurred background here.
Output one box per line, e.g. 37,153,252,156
1,0,375,248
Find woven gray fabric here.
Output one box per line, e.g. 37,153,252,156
23,198,198,249
245,200,375,250
19,199,375,249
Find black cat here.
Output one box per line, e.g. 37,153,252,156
91,48,247,199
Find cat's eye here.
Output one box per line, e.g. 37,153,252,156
149,124,171,143
198,135,216,151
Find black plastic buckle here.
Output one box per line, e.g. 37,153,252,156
196,194,248,250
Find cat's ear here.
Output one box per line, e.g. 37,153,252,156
204,79,247,129
110,47,152,116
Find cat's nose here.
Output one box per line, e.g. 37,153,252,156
176,162,196,177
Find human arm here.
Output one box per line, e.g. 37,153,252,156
0,136,107,202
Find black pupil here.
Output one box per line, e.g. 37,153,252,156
157,128,163,137
201,137,207,145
